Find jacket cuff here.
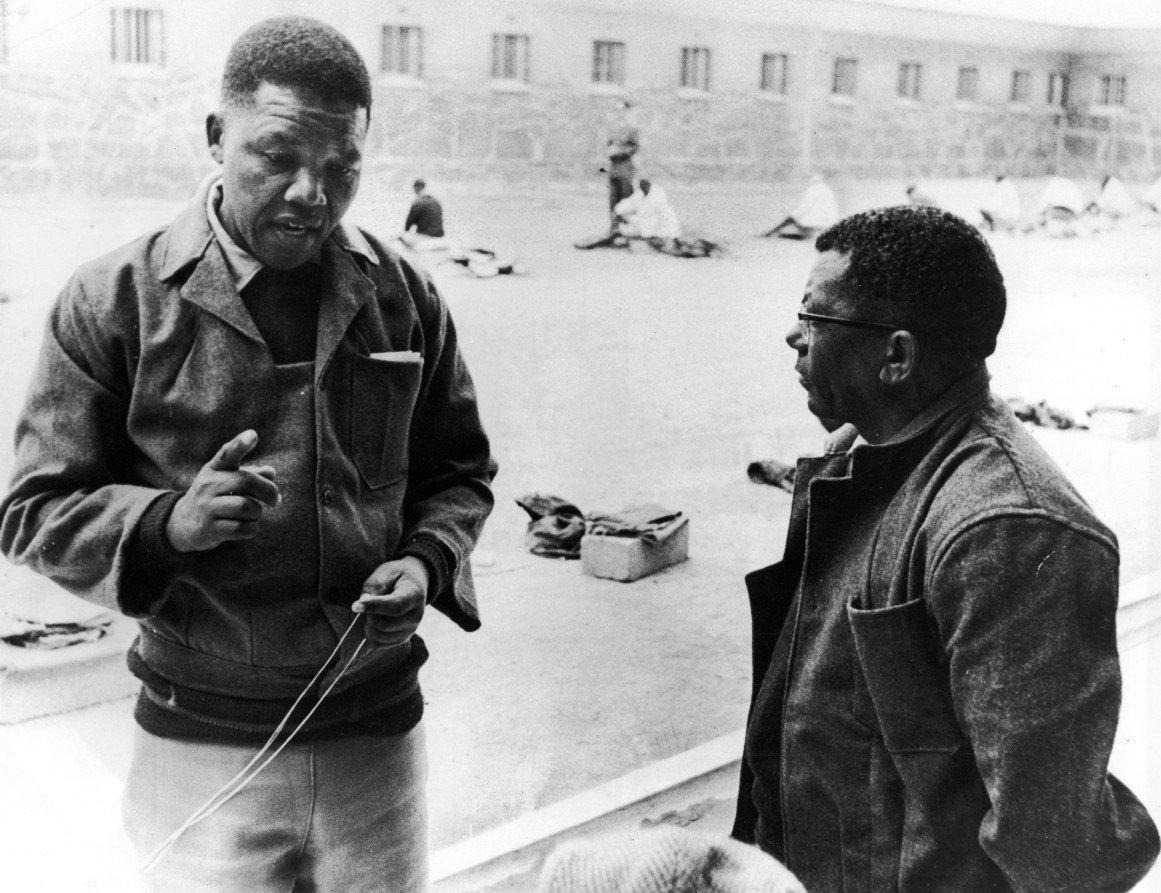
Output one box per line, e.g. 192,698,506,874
400,535,455,603
120,491,183,616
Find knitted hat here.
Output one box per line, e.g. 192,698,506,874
537,825,806,893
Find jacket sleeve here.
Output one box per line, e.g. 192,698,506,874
929,512,1159,891
401,273,497,631
0,273,169,616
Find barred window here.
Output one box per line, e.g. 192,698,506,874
1047,72,1069,107
1009,69,1030,104
492,33,530,82
897,62,922,100
832,57,857,96
956,66,978,101
680,46,711,91
110,8,165,66
1099,74,1126,106
593,40,625,86
381,25,423,77
760,53,788,94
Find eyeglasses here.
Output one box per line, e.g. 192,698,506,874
796,311,905,333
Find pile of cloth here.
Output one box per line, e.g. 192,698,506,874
1006,397,1088,430
747,458,797,493
0,611,113,650
516,494,684,559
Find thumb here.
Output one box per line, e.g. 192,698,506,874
207,429,258,472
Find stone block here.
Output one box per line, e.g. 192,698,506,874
581,519,689,583
1063,133,1098,160
0,132,39,162
496,127,534,160
1116,140,1146,164
1087,409,1158,441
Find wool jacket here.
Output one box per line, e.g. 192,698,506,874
733,369,1158,891
0,180,497,704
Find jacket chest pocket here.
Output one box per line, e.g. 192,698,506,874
847,596,963,755
345,353,423,489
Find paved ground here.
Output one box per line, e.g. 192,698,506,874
0,178,1158,890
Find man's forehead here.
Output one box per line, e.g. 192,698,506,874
804,249,851,304
228,81,368,127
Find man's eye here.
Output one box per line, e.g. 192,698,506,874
262,151,292,166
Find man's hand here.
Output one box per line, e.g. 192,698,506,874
353,557,429,648
166,430,281,553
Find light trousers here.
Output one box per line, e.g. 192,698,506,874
123,722,428,893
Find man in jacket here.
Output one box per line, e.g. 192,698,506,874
733,205,1158,890
0,17,496,891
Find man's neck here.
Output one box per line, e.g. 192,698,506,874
857,366,988,445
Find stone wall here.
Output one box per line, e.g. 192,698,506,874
1,70,1157,200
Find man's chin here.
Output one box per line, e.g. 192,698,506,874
255,243,319,271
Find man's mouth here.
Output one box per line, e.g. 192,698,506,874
273,219,322,239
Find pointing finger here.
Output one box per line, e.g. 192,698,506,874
207,430,259,472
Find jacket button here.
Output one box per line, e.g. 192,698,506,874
321,488,334,506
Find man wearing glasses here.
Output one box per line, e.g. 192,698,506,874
732,205,1157,890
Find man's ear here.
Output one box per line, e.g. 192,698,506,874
879,330,918,386
206,112,225,164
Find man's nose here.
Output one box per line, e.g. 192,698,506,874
286,167,326,207
786,319,806,350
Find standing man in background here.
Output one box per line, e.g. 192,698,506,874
734,205,1158,890
1,17,496,891
606,99,640,233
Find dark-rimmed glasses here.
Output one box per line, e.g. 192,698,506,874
797,311,905,333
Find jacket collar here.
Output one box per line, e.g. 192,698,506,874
161,174,382,371
847,366,992,473
806,366,991,485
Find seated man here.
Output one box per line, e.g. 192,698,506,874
905,183,939,207
400,177,448,249
614,178,681,242
1095,174,1136,221
979,173,1021,232
1142,175,1161,215
762,174,839,240
1033,175,1096,237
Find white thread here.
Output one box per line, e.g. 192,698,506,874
139,616,365,874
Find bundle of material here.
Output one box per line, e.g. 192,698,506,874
646,234,724,258
516,495,684,559
516,493,587,559
747,458,797,492
1006,397,1088,430
0,612,114,650
585,504,683,543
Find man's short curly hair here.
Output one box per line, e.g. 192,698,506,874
222,17,372,115
815,205,1006,372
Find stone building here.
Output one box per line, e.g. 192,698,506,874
0,0,1158,196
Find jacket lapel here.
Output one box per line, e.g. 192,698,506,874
315,240,376,378
179,241,265,347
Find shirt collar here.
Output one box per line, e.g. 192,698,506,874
160,173,380,285
205,178,264,291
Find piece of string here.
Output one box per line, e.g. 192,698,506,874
138,615,365,875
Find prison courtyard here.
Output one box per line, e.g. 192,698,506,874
0,174,1158,889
